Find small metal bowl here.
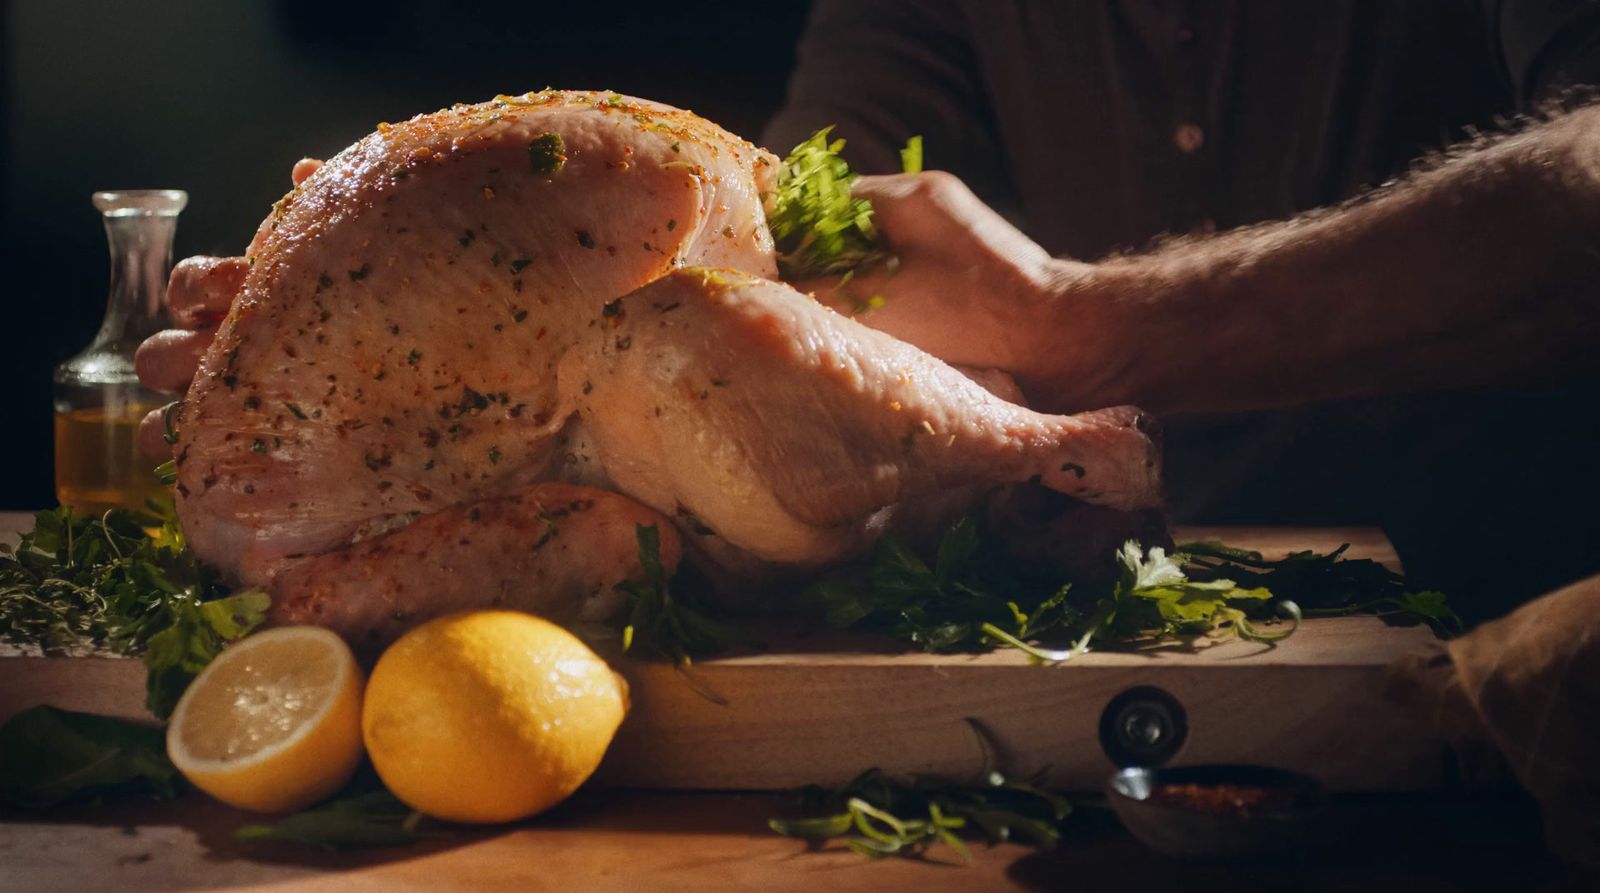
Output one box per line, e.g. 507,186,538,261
1105,764,1328,859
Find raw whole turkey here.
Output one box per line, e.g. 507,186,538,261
163,91,1161,644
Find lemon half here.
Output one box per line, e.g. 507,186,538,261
361,610,628,824
166,625,365,813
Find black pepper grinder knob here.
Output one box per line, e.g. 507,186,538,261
1099,686,1188,767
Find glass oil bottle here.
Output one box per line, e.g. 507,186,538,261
53,190,187,515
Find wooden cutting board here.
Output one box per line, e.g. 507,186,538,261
0,516,1444,792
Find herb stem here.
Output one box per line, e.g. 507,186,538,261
978,623,1076,663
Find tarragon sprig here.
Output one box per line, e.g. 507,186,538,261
801,514,1442,663
613,524,757,666
770,767,1072,863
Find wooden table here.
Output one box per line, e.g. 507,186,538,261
0,515,1583,890
1,789,1585,892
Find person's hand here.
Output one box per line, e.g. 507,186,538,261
794,171,1141,413
135,158,324,458
795,172,1065,374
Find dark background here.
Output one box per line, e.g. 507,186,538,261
0,0,811,508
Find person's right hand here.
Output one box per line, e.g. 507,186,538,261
793,171,1061,374
792,171,1142,414
135,158,324,458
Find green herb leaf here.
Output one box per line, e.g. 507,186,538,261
528,132,567,175
1177,540,1460,634
1115,541,1282,639
613,525,757,667
801,516,1348,661
768,812,853,839
235,773,441,850
899,135,924,174
142,588,271,718
0,504,272,719
801,516,1088,658
765,128,923,280
769,768,1071,862
0,706,177,808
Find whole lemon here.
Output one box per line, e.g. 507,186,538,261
361,610,628,823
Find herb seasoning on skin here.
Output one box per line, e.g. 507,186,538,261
529,133,567,175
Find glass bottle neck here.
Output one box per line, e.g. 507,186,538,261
93,201,183,352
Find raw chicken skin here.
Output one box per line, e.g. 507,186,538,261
562,269,1160,567
176,91,775,586
171,91,1162,639
270,482,682,647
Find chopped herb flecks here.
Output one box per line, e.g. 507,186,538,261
529,133,567,175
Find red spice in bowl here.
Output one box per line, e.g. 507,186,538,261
1106,765,1328,858
1146,782,1304,819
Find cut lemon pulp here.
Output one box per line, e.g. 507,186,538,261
166,625,365,813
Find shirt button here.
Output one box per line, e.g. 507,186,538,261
1176,24,1197,45
1174,123,1205,154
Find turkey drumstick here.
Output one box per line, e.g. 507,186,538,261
564,268,1159,567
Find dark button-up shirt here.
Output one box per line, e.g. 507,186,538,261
762,1,1600,621
766,0,1600,259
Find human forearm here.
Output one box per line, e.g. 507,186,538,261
1027,108,1600,413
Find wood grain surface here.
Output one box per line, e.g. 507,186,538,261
5,788,1583,893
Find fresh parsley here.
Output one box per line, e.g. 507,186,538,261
899,135,924,175
0,503,269,718
766,127,922,280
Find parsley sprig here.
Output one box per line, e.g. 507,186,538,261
766,127,922,280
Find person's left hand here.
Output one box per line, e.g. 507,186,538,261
134,158,324,457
